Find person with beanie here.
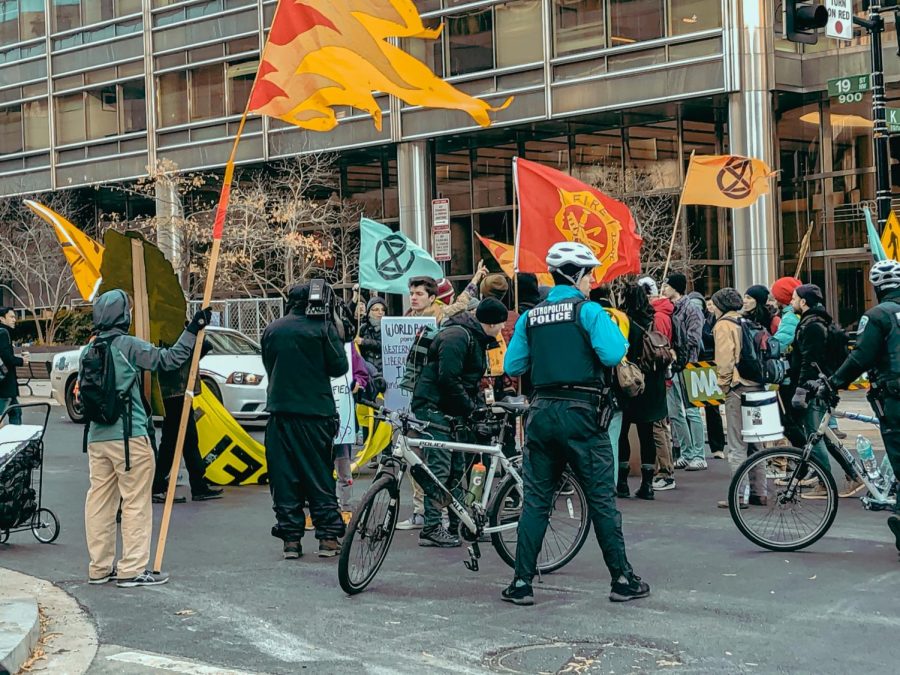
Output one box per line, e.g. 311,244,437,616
662,272,707,473
710,288,767,509
637,277,659,298
409,296,507,548
356,297,387,373
771,277,802,350
480,273,509,301
743,284,777,333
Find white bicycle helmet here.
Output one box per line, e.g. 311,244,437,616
870,259,900,290
546,242,600,285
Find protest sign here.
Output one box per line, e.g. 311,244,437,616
681,361,725,407
381,317,437,411
332,343,356,444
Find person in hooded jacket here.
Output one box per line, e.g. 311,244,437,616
691,292,726,461
411,298,508,548
80,290,209,588
356,296,386,373
0,307,26,424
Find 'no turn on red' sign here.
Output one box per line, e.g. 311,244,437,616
826,0,853,40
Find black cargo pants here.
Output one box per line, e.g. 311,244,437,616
265,413,345,541
412,406,467,532
514,397,632,583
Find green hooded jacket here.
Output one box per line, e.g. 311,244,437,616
79,290,196,444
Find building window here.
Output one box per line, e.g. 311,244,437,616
226,59,258,116
55,92,86,145
608,0,665,46
1,0,45,42
447,8,493,76
52,0,140,33
405,16,443,78
121,81,146,133
554,0,605,56
190,64,225,121
86,85,119,140
495,0,543,67
669,0,721,36
0,105,23,154
23,98,49,149
158,71,188,126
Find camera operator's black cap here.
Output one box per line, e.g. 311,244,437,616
287,283,310,311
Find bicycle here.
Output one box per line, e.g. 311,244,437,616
729,378,896,551
338,399,591,595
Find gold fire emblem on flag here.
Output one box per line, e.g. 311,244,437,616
554,189,622,276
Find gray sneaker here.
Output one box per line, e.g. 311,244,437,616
674,457,690,470
116,570,169,588
685,459,708,471
652,477,676,491
396,513,424,530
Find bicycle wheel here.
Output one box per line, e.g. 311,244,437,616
488,470,590,574
729,446,838,552
338,475,401,595
31,508,60,544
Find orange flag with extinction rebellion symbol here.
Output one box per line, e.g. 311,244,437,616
248,0,512,132
681,155,776,208
514,158,642,285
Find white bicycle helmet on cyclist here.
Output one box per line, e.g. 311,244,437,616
870,259,900,291
546,242,600,285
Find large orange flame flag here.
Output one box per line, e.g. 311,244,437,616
513,158,642,285
248,0,512,131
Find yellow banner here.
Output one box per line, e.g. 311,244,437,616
681,155,775,209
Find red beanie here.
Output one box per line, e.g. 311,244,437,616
771,277,802,305
436,278,454,303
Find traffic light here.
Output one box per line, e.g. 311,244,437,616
785,0,829,44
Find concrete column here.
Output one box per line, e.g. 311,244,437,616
155,178,184,276
396,140,431,249
728,0,779,290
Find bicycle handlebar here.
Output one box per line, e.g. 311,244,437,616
357,399,452,434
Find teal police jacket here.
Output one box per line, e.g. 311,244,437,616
505,285,628,378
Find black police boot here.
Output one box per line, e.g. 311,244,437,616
616,466,631,498
634,465,655,501
888,515,900,554
609,573,651,602
501,577,534,606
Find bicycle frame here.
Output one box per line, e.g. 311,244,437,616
800,406,894,506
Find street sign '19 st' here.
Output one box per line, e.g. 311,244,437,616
827,74,870,103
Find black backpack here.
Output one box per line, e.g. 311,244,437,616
79,336,129,425
726,317,786,385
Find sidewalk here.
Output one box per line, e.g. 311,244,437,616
0,567,96,674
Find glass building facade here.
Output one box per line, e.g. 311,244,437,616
0,0,898,321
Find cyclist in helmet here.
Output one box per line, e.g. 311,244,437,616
501,242,650,605
827,259,900,555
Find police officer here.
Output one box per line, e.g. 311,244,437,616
502,242,650,605
261,283,349,560
826,259,900,555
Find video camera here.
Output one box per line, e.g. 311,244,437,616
306,278,335,318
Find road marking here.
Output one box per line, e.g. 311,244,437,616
106,650,260,674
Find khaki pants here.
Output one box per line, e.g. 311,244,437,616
653,419,674,478
724,385,766,498
85,436,155,579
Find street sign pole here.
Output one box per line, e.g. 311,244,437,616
854,6,892,230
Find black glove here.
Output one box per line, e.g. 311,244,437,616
791,386,809,410
187,307,212,335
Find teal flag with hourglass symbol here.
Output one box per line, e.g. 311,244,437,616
359,217,444,294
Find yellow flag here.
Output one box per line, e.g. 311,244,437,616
681,155,776,208
882,210,900,261
248,0,511,131
24,200,104,301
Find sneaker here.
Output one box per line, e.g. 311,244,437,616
418,526,460,548
685,459,708,472
888,515,900,553
192,488,223,501
152,492,186,504
718,499,748,510
674,457,690,470
317,539,342,557
501,578,534,606
609,574,651,602
116,570,169,588
801,483,830,500
283,541,302,559
710,451,725,460
341,511,352,525
396,513,425,530
652,477,676,491
839,480,866,498
89,565,117,585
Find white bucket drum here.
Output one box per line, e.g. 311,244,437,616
740,391,783,443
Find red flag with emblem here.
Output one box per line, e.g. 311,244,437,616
513,158,642,284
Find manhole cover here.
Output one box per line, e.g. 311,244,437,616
484,639,683,674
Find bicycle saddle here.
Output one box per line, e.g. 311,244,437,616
492,396,529,415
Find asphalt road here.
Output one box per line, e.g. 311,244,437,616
1,403,899,674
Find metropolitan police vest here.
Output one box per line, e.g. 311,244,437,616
872,301,900,382
525,298,607,390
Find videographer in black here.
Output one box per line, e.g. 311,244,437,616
261,281,349,560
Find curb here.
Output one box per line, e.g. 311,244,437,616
0,568,97,674
0,597,39,675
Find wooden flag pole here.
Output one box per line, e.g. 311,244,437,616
794,220,815,278
662,151,695,281
153,109,250,573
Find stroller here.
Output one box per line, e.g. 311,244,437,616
0,403,58,544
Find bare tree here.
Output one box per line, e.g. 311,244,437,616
0,193,80,344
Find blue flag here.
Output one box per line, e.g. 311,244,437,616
864,206,887,262
359,217,444,294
